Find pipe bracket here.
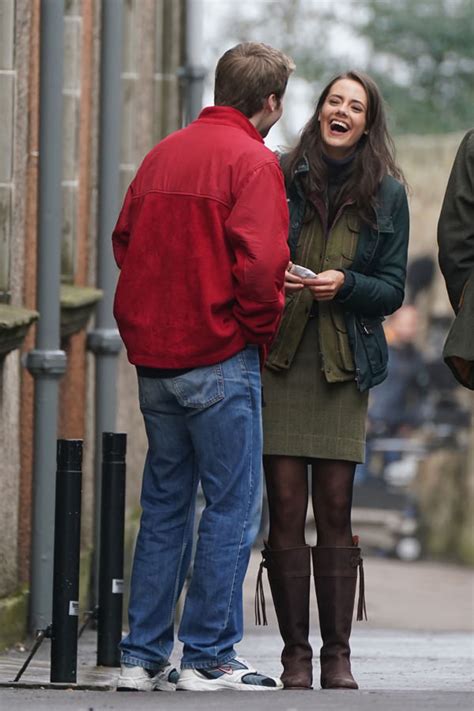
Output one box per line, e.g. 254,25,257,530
87,328,122,355
24,349,67,376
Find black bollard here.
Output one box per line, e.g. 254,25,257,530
50,439,83,683
97,432,127,667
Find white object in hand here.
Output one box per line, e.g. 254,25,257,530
290,264,317,279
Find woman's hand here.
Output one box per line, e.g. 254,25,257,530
303,269,345,301
284,261,305,295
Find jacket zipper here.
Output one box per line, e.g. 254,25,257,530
353,317,360,385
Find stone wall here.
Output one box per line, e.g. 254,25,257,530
0,0,185,649
396,133,473,564
396,132,465,316
116,0,185,519
0,0,35,601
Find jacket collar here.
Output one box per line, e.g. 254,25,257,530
279,153,309,175
295,155,309,174
291,156,390,228
197,106,264,144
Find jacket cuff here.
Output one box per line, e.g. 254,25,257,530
336,269,356,302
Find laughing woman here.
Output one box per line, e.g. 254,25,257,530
257,71,409,690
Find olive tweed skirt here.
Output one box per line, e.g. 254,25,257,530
262,317,368,463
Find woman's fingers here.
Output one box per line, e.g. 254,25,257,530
284,262,304,294
283,268,344,297
306,270,345,300
285,281,305,293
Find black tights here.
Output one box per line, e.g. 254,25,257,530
264,455,356,549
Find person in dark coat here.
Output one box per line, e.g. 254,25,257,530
438,129,474,390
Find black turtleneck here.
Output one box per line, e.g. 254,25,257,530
322,152,355,227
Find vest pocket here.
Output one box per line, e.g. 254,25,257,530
325,304,355,373
340,252,355,269
341,234,358,265
340,212,360,266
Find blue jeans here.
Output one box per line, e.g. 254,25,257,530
120,345,262,670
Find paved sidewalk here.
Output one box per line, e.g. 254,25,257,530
0,628,472,710
0,552,473,710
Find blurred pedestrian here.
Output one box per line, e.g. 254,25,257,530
358,304,429,482
256,71,409,690
112,42,294,692
368,304,428,438
438,129,474,390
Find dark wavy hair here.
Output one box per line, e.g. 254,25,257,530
282,70,406,223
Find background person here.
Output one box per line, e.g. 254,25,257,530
359,304,429,481
256,71,409,691
367,304,428,438
113,42,294,692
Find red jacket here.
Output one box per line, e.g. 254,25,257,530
112,106,289,368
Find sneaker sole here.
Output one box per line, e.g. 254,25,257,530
153,680,177,692
116,683,176,692
176,678,283,692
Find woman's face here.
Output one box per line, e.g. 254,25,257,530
318,78,368,159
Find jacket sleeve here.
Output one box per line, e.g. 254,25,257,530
225,161,290,345
336,183,409,317
437,130,474,313
112,186,134,269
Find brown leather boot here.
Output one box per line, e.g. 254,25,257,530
255,545,313,689
311,540,367,689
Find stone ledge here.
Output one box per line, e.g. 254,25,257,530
0,305,39,357
60,284,103,339
0,589,28,653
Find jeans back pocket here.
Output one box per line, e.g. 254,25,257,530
172,364,225,409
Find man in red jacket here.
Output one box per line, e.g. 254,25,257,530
114,42,293,692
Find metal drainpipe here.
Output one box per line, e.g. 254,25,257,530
182,0,206,124
86,0,124,606
24,0,67,632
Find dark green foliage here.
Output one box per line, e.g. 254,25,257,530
222,0,474,135
357,0,474,133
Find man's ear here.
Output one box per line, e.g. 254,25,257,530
267,93,279,112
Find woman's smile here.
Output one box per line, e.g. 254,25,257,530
319,78,368,159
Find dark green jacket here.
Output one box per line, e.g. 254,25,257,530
286,159,410,391
438,130,474,389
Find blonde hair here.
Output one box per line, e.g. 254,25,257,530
214,42,295,118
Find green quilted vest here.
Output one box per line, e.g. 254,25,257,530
267,207,360,382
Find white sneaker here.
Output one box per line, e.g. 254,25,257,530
176,656,283,692
116,662,179,691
